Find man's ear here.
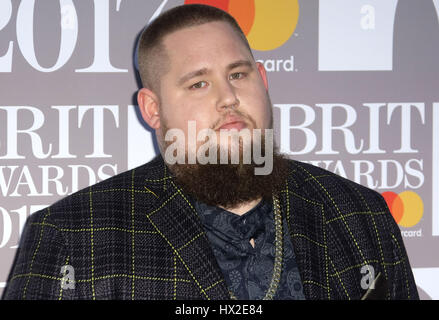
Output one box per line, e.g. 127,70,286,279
256,61,268,91
137,88,160,129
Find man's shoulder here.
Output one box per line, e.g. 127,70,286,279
32,155,166,225
285,158,397,246
285,158,385,210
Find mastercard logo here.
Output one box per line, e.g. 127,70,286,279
184,0,299,51
382,191,424,228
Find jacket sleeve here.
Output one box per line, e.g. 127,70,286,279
1,208,74,300
377,193,419,300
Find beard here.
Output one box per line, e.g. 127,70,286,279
159,122,290,209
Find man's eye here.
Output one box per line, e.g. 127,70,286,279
230,72,246,80
189,81,208,89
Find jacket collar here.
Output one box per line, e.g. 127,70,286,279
278,160,329,300
141,155,230,299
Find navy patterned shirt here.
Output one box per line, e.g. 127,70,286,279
194,198,306,300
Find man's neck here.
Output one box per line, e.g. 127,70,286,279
219,197,262,216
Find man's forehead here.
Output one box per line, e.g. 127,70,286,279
161,21,252,71
164,22,247,53
164,20,237,41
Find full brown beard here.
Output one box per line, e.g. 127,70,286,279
162,129,290,209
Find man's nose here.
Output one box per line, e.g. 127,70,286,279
215,80,240,112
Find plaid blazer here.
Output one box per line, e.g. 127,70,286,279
2,155,418,300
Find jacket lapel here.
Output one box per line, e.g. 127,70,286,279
143,158,230,300
280,164,331,300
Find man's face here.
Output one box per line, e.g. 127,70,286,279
155,21,272,154
137,20,288,208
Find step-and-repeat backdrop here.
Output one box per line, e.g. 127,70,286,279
0,0,438,299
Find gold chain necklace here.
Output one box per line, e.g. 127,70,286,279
229,195,283,300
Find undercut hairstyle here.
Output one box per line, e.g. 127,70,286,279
137,4,253,94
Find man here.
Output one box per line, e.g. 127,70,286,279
2,4,418,300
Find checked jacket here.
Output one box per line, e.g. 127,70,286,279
2,155,419,300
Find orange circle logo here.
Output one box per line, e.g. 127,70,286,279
382,191,424,227
184,0,299,51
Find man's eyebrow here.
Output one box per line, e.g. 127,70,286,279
227,60,253,71
178,68,210,86
177,60,253,86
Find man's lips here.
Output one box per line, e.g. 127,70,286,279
216,116,248,131
217,121,247,131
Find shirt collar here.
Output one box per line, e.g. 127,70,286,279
194,198,273,242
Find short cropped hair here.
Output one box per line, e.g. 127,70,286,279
137,4,253,94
